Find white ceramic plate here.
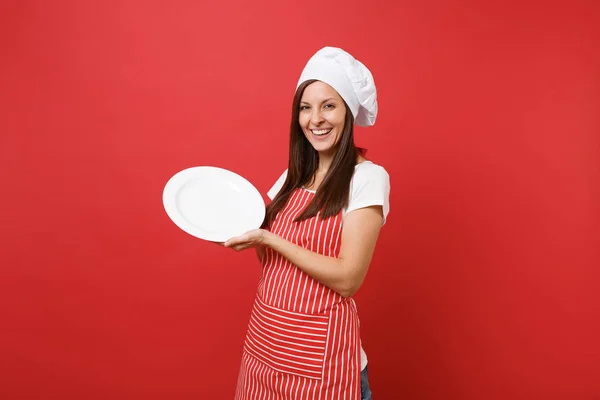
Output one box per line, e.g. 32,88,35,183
162,166,265,242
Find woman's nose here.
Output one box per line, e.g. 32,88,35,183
310,109,324,125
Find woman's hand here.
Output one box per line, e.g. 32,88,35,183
224,229,270,252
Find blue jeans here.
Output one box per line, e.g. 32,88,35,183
361,366,372,400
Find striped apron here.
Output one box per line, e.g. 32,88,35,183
235,188,361,399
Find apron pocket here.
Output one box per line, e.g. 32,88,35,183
244,297,329,380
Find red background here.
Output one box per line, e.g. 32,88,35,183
1,0,599,399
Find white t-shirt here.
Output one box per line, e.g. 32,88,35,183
267,161,390,223
266,160,391,370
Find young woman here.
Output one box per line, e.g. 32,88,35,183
225,47,390,400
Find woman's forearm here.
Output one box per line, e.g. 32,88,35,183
262,231,357,297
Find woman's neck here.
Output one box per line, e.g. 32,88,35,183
305,150,366,192
316,153,334,174
316,150,365,174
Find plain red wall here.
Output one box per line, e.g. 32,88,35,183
1,0,598,399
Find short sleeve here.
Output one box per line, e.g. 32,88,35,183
267,170,288,200
345,163,390,225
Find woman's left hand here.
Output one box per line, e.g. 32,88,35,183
224,229,269,251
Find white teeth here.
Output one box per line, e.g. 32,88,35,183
312,129,331,136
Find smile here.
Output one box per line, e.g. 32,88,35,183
311,129,332,136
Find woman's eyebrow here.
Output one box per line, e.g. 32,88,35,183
300,98,337,105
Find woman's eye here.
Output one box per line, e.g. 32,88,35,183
324,103,335,109
300,105,310,111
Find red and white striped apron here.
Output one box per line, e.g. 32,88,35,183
235,188,361,400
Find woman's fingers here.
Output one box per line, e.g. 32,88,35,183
224,230,266,250
224,235,247,248
232,243,253,251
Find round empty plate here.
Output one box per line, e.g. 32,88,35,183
162,166,265,242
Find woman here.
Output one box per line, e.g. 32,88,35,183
225,47,390,400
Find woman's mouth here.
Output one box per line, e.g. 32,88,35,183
311,128,332,137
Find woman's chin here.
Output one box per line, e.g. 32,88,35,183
309,141,338,154
315,147,336,156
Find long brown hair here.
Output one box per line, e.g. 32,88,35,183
262,79,359,228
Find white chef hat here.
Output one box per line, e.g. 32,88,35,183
297,46,378,127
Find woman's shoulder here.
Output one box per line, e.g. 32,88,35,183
347,160,391,222
353,160,389,181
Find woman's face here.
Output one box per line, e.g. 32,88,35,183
298,81,347,155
